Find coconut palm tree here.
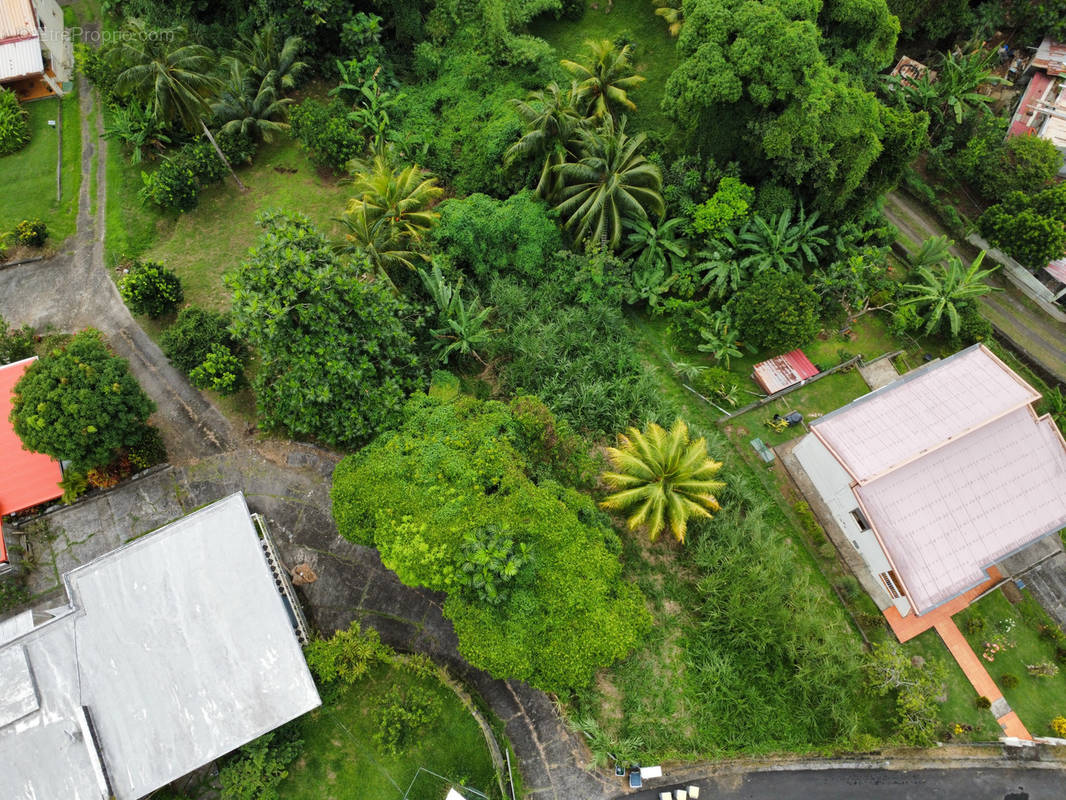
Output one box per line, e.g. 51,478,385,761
902,251,998,336
652,0,684,36
554,116,664,250
335,205,425,284
911,234,953,270
737,206,829,274
212,64,292,143
600,418,725,544
346,154,444,241
507,81,586,200
229,24,307,92
112,20,245,189
562,39,646,121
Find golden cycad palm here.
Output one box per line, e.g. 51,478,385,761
600,419,724,543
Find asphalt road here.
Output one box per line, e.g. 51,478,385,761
627,768,1061,799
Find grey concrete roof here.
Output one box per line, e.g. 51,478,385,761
0,493,321,800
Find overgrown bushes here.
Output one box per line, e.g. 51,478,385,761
288,98,365,171
139,133,256,211
728,271,821,352
0,88,29,156
331,394,650,692
979,184,1066,270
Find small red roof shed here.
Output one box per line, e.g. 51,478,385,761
0,357,64,563
752,349,820,395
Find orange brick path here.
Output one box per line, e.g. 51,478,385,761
934,618,1032,740
884,567,1003,643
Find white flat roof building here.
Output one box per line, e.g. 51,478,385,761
800,345,1066,616
0,493,321,800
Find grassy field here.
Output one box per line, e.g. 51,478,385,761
139,137,350,310
529,0,678,136
956,588,1066,737
0,92,81,246
278,662,499,800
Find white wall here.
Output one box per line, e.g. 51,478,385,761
34,0,73,85
792,434,912,615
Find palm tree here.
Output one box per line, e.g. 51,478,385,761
346,154,444,241
103,101,171,164
212,64,292,143
507,82,586,200
554,116,664,250
418,261,495,365
902,251,998,336
738,207,829,274
622,216,689,275
600,419,725,544
562,39,646,121
229,24,307,92
335,205,424,284
652,0,684,36
112,20,244,189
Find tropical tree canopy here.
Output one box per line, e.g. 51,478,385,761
561,38,645,121
112,20,221,134
554,115,664,250
507,81,586,200
601,419,725,543
346,154,444,240
212,64,292,143
902,251,998,336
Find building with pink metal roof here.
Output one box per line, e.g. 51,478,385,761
794,344,1066,617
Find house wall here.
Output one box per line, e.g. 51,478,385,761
33,0,72,86
792,434,912,616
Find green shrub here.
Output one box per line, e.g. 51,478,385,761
727,271,821,352
288,98,364,171
979,188,1066,270
189,344,244,395
955,304,993,345
374,684,441,755
127,425,167,470
956,121,1062,203
975,695,991,709
0,88,29,156
0,577,29,614
139,158,199,211
1000,673,1019,689
14,219,47,247
160,307,240,374
118,259,184,318
963,613,986,636
11,329,155,471
304,622,392,686
218,730,303,800
0,315,35,363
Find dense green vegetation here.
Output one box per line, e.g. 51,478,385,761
59,0,1066,771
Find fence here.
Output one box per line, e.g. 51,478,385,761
715,355,863,422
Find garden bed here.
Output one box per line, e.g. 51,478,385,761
955,587,1066,737
277,661,501,800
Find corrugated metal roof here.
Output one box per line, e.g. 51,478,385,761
1044,258,1066,284
752,349,819,395
1034,36,1066,77
0,358,63,517
810,344,1039,485
0,494,322,800
0,0,35,42
0,35,42,81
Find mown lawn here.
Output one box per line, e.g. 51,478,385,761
528,0,678,136
278,662,499,800
138,137,350,310
956,588,1066,737
0,92,81,245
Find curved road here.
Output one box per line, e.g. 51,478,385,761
630,767,1058,800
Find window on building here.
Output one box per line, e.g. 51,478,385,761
850,508,870,531
880,571,902,599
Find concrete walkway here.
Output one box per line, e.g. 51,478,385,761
933,619,1031,740
0,75,236,463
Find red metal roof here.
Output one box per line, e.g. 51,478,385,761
1009,71,1055,137
1045,258,1066,284
1034,37,1066,77
752,349,819,395
0,358,63,562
